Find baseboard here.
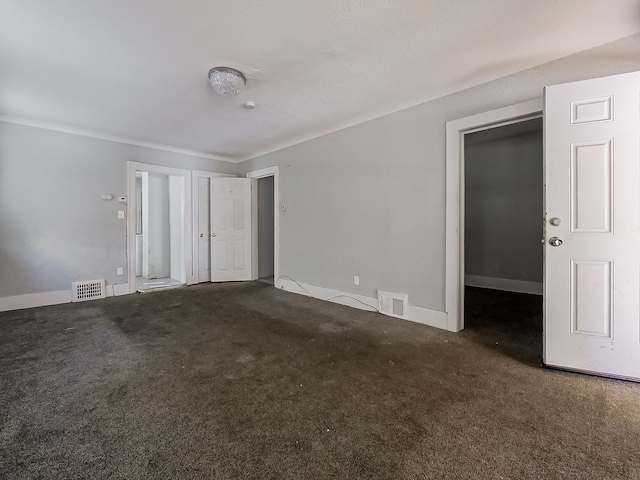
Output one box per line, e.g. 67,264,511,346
106,283,130,297
0,290,72,312
0,282,131,312
464,275,542,295
276,278,448,331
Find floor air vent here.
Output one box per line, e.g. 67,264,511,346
378,291,408,319
72,279,106,302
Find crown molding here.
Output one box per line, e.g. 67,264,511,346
0,115,239,164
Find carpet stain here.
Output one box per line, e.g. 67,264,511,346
318,322,348,333
237,353,256,363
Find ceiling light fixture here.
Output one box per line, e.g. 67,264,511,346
208,67,246,96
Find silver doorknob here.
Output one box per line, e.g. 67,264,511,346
549,237,563,247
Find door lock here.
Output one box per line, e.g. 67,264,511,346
548,237,563,247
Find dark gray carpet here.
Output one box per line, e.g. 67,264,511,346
1,282,639,479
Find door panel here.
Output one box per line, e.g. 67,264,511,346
197,177,211,282
544,71,640,380
570,140,612,233
210,178,253,282
570,259,612,337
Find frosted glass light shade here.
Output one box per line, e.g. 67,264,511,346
208,67,246,96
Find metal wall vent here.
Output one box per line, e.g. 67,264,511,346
377,291,408,319
72,279,106,302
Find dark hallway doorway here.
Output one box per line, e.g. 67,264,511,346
463,287,543,366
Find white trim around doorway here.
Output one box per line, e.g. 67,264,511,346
445,98,543,332
246,166,280,285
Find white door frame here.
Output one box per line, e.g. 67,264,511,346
191,170,235,283
246,166,280,283
126,161,193,293
445,99,543,332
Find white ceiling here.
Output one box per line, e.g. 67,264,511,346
1,1,639,163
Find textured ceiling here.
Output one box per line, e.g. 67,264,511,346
1,1,639,163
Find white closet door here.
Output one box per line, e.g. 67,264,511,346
210,178,253,282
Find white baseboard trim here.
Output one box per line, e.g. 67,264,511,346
112,283,130,296
0,282,132,312
465,275,542,295
276,278,448,331
106,283,130,297
407,305,448,330
0,290,72,312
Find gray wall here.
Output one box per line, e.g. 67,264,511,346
2,34,639,304
0,123,235,297
257,176,275,279
464,128,543,285
238,33,640,312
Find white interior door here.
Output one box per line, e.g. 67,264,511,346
210,178,254,282
197,177,211,282
544,71,640,380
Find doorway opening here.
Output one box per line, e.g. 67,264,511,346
127,162,192,293
246,166,280,286
256,176,275,284
445,99,543,332
464,118,543,295
462,119,544,361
